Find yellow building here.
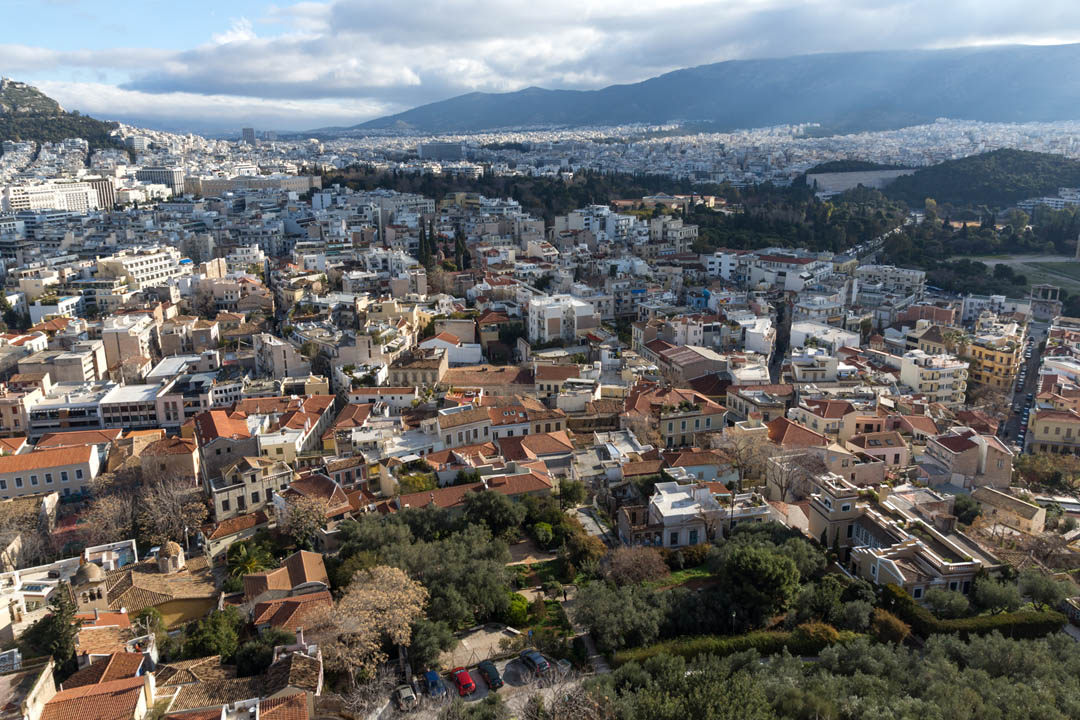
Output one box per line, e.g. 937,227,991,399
1027,408,1080,454
964,337,1022,390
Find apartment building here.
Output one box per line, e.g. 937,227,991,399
1026,408,1080,454
134,166,184,194
27,381,115,438
18,341,107,383
527,294,601,344
899,350,968,408
1,181,100,213
854,264,926,299
923,428,1013,489
0,446,100,499
211,456,294,521
964,335,1023,391
102,314,156,372
97,247,185,290
253,333,311,379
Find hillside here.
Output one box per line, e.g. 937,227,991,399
0,78,119,151
356,44,1080,133
884,150,1080,208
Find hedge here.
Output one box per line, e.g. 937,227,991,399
881,584,1065,640
613,625,859,666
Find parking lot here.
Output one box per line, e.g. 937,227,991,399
382,654,575,718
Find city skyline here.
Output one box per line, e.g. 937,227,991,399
6,0,1080,132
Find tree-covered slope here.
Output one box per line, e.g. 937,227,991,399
0,78,119,151
885,149,1080,208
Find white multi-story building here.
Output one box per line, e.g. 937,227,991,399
854,265,926,299
253,333,311,379
2,182,100,213
527,294,601,344
97,247,185,290
134,166,184,194
899,350,969,408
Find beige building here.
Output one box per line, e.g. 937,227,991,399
899,350,968,408
971,487,1046,534
212,457,294,521
253,333,311,379
0,446,100,499
102,315,156,372
388,347,448,387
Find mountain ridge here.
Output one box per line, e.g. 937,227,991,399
352,44,1080,134
0,78,120,151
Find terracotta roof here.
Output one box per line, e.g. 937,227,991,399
29,317,73,333
252,590,333,630
661,449,731,468
0,437,27,454
442,366,534,388
201,510,270,541
258,692,309,720
900,415,939,435
496,431,573,461
535,365,580,382
168,678,264,712
61,653,145,689
282,474,350,517
802,399,854,419
194,410,251,441
934,434,978,453
155,656,236,687
244,551,328,600
141,437,197,457
321,403,372,439
397,473,551,511
431,331,461,344
74,612,131,629
265,654,321,695
621,460,664,477
765,418,827,448
36,429,123,449
0,445,92,473
42,676,146,720
104,556,216,614
438,407,490,430
849,431,907,449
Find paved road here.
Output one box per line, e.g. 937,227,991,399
1005,323,1048,452
575,506,617,547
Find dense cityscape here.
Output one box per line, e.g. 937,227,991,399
1,8,1080,720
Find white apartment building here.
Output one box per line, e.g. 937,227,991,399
900,350,969,408
854,265,926,299
134,166,184,194
790,321,860,354
225,244,267,272
1,181,100,213
253,333,311,378
102,314,156,371
97,247,186,290
527,294,601,344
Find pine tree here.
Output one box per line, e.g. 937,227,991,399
417,225,428,265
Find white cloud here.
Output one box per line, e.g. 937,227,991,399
211,18,258,45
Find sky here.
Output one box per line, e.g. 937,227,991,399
5,0,1080,134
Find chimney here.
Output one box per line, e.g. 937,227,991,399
295,627,304,646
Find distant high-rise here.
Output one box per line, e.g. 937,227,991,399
241,127,257,146
262,130,278,142
125,135,149,152
419,142,463,161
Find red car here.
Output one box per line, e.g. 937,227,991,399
451,667,476,696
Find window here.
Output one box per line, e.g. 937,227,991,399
949,581,958,591
841,504,851,512
14,478,21,488
75,469,83,480
45,473,52,484
29,475,37,486
0,481,5,491
251,491,260,503
237,496,247,510
221,498,230,512
689,529,699,544
61,471,69,483
276,447,283,455
669,532,679,546
913,587,923,599
847,523,854,538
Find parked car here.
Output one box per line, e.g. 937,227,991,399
520,649,550,675
394,685,418,711
477,660,503,690
424,670,448,699
451,667,476,696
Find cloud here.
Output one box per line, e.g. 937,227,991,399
36,81,399,132
14,0,1080,130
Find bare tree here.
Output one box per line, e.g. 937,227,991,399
137,470,208,548
518,671,611,720
623,413,662,449
334,664,398,717
277,495,330,550
308,565,428,686
711,430,775,491
765,451,826,503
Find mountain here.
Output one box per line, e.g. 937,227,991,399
884,149,1080,208
0,77,119,150
356,44,1080,133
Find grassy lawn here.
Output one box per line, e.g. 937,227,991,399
1027,261,1080,281
514,559,570,587
398,471,437,494
527,599,574,637
645,564,713,590
1014,262,1080,294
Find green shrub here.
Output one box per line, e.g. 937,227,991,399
881,584,1065,639
871,608,910,644
612,628,858,666
505,592,529,627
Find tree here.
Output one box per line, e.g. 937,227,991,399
572,582,666,652
408,618,457,672
558,479,587,509
838,600,873,631
462,490,526,538
236,628,295,676
336,665,398,718
870,608,910,644
20,583,79,677
973,578,1023,614
924,588,969,619
623,414,662,449
712,430,776,492
182,607,246,661
227,542,274,578
1019,569,1076,611
137,472,208,549
794,575,845,624
764,451,823,503
311,565,428,683
561,523,606,573
712,544,799,630
605,546,670,586
278,495,330,550
953,494,981,525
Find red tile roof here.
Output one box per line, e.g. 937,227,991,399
42,676,146,720
36,429,123,449
194,410,251,441
0,446,92,472
803,399,854,419
61,653,145,689
201,510,270,541
252,590,333,630
766,418,827,448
